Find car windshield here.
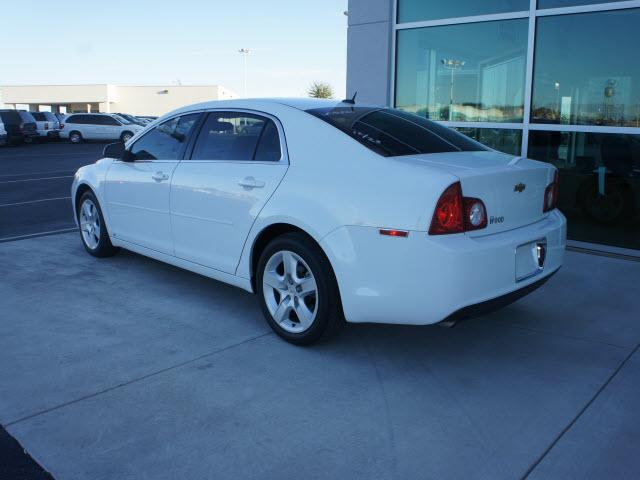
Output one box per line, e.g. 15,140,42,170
306,106,488,157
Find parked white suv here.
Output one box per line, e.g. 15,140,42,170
61,113,144,143
31,111,61,141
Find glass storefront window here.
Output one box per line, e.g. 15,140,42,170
395,20,528,123
454,127,523,155
528,130,640,249
397,0,529,23
538,0,623,9
531,9,640,127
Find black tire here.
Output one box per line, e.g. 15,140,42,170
69,131,83,144
256,232,343,345
76,190,119,258
120,131,134,143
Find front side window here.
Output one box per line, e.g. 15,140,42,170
307,107,487,157
191,112,281,161
100,116,120,126
129,113,200,161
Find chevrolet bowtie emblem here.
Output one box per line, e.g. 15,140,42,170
514,183,526,193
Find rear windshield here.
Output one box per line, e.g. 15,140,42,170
306,106,487,157
0,110,22,124
18,111,36,123
31,112,55,121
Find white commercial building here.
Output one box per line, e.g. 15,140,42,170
0,84,237,116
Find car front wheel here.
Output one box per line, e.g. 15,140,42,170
77,191,119,258
69,131,83,144
256,233,343,345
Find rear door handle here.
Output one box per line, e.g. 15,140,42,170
152,171,170,182
238,177,265,189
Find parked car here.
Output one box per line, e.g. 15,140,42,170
113,113,146,126
0,120,6,146
136,116,158,124
30,111,61,141
54,113,67,127
0,109,38,145
71,98,566,345
61,113,144,143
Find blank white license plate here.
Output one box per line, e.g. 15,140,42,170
515,239,546,282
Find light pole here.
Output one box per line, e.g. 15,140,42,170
441,58,465,121
238,48,252,97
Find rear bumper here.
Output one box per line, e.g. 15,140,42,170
321,210,567,325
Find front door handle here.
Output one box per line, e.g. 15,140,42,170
238,176,265,189
152,171,169,182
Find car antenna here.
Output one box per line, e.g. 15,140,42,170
342,91,357,104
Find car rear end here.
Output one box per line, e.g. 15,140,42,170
307,104,566,325
17,111,39,143
31,112,61,140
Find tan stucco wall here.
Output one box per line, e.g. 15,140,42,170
0,84,237,116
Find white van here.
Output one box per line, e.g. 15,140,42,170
61,113,144,143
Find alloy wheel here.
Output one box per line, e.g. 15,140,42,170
262,250,318,333
79,199,101,249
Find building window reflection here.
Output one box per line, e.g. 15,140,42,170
395,20,528,123
532,9,640,128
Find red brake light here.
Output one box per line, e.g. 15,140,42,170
429,182,464,235
60,123,65,129
429,182,488,235
543,170,559,213
44,122,49,130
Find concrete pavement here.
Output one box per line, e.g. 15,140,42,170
1,233,639,479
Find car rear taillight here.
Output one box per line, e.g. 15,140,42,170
60,123,65,129
44,122,49,130
543,170,559,213
429,182,488,235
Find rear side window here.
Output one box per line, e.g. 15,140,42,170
191,112,281,161
306,107,487,157
31,112,46,121
129,113,200,161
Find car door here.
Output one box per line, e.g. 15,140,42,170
97,115,118,140
104,113,202,254
170,110,288,274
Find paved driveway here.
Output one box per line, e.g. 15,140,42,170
0,232,638,479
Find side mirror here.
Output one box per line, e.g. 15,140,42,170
103,142,132,161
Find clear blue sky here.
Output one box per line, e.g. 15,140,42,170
2,0,348,98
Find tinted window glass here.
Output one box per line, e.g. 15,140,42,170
0,111,22,124
395,19,528,123
31,112,46,121
454,127,522,155
129,113,199,161
100,116,120,126
18,111,36,123
398,0,528,23
254,120,282,161
307,107,487,157
538,0,621,8
532,9,640,127
528,130,640,250
191,113,268,161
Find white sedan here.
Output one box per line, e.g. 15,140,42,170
71,98,566,345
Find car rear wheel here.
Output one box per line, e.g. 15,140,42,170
77,191,119,258
69,131,83,144
256,233,343,345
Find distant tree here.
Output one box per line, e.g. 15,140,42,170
308,81,334,99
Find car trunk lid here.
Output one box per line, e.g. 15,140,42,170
403,151,554,236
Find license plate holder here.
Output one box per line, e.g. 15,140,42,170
515,238,547,282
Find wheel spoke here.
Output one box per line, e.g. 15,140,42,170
297,275,317,296
264,271,285,291
272,297,292,323
282,251,298,279
294,302,314,329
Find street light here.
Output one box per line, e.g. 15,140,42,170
238,48,252,97
441,58,465,121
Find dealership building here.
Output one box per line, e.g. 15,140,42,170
347,0,640,252
0,84,236,117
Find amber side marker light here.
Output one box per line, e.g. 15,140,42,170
379,229,409,238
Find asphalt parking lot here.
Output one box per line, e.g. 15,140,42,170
1,144,639,479
0,142,106,241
